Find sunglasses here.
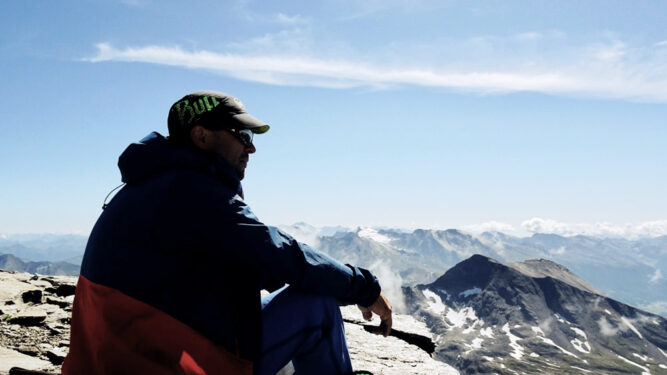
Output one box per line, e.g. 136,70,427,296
225,128,254,147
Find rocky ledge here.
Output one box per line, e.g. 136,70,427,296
0,270,74,374
0,269,457,375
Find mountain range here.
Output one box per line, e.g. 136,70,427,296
281,225,666,317
1,226,666,316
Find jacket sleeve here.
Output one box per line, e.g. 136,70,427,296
170,177,381,307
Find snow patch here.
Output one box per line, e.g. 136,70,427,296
358,227,392,243
554,313,570,324
621,316,643,339
445,307,479,329
536,336,579,359
531,326,545,336
571,366,592,373
482,356,494,362
605,309,612,315
659,364,667,369
459,287,482,298
617,355,650,374
529,352,540,357
464,338,483,351
571,338,591,354
480,327,494,338
502,323,524,360
462,322,480,335
435,288,451,301
570,327,587,339
422,289,446,315
632,353,649,362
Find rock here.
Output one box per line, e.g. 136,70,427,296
8,315,45,327
340,305,459,375
0,347,52,373
45,347,66,365
15,346,40,357
54,285,75,298
0,272,34,302
44,297,69,309
21,291,42,304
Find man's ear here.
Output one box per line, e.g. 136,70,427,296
190,125,208,149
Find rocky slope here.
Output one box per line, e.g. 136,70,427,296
0,269,456,375
0,270,74,374
405,255,667,375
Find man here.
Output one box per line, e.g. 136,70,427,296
63,91,392,375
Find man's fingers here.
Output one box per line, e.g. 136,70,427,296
358,305,373,321
380,315,392,336
362,310,372,321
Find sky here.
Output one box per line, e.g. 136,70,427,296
1,0,666,237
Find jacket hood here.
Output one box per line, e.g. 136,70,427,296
118,132,243,196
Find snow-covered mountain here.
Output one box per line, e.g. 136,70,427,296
404,255,667,375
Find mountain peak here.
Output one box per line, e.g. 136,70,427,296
508,258,602,295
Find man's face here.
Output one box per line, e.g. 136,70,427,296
197,127,256,179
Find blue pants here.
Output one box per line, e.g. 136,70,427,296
257,286,353,375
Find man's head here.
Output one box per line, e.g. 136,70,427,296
167,91,269,179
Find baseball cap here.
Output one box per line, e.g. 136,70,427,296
168,91,269,143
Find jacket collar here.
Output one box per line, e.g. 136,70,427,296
118,132,243,197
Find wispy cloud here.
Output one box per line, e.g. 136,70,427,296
649,268,663,284
274,12,310,26
521,218,667,238
85,36,667,102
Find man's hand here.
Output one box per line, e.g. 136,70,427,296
357,292,392,337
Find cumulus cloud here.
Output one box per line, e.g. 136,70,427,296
276,223,321,248
538,316,555,335
85,36,667,102
521,218,667,238
461,221,517,234
550,246,566,256
368,260,406,314
597,317,620,336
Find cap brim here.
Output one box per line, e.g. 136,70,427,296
233,113,270,134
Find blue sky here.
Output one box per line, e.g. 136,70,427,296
1,0,666,237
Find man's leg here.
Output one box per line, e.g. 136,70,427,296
257,286,353,375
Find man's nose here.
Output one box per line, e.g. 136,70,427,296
246,143,256,154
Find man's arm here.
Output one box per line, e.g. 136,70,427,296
181,188,384,307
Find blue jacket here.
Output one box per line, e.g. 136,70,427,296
67,132,380,370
